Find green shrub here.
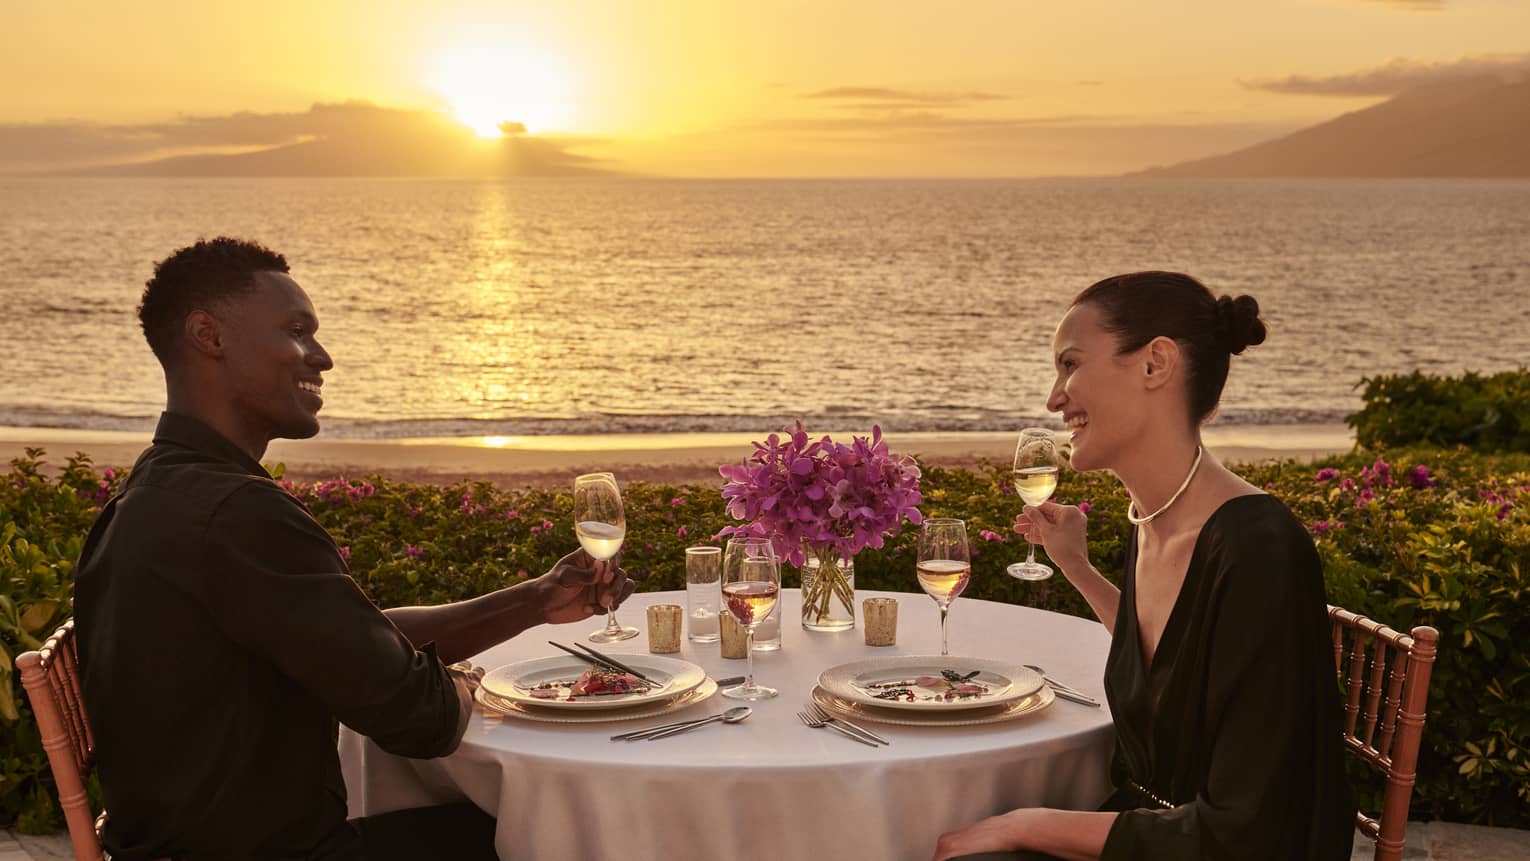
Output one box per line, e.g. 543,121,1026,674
1348,369,1530,452
2,446,1527,830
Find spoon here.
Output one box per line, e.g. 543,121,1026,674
643,706,752,740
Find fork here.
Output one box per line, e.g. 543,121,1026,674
797,710,881,747
807,703,889,745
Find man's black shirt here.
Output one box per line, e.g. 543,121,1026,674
75,413,462,860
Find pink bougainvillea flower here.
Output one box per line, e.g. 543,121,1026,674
1077,502,1093,515
1314,467,1339,482
1408,465,1435,489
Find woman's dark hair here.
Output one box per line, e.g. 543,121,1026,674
138,237,289,365
1073,271,1266,424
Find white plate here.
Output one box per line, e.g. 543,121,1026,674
818,655,1043,712
812,684,1054,727
481,654,707,710
478,679,719,724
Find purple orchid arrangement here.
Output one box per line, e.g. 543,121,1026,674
718,422,923,625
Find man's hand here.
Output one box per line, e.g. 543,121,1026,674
532,548,635,625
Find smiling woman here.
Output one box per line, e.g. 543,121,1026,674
430,42,575,136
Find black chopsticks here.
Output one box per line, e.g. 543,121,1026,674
547,640,661,686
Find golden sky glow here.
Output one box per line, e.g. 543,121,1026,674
2,0,1527,176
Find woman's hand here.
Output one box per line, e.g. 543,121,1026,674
932,808,1042,860
1014,501,1090,575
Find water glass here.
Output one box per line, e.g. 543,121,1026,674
751,603,782,652
684,546,722,643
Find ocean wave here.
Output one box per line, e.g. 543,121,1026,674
0,407,1353,440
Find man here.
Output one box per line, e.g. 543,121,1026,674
74,237,632,860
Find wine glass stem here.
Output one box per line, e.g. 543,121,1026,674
604,609,621,634
743,628,756,689
1026,540,1038,565
939,605,950,656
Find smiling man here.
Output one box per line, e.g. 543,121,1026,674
73,237,631,861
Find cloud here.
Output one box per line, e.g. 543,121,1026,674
803,87,1007,109
0,102,612,175
1246,53,1530,97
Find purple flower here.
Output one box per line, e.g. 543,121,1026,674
103,468,116,481
405,543,424,559
1077,502,1093,515
505,509,519,520
1314,468,1339,482
671,497,687,507
677,526,689,537
338,546,351,561
1355,488,1376,508
1408,465,1435,490
1340,478,1357,493
1498,504,1512,521
541,519,555,531
718,422,922,566
978,529,1007,543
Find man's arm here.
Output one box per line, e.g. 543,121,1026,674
383,550,633,664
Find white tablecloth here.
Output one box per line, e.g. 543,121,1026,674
339,589,1116,861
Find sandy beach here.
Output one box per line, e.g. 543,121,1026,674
1,423,1354,488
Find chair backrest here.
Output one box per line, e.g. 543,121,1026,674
15,618,104,861
1327,605,1440,861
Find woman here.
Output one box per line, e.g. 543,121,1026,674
934,272,1353,860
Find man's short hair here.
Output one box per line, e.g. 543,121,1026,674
137,237,290,364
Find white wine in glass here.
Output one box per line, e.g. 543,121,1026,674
917,518,971,656
1008,428,1063,581
574,472,639,643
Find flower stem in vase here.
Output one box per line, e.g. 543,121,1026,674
801,545,855,632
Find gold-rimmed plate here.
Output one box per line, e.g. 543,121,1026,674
811,683,1054,727
818,655,1043,712
481,654,707,710
478,678,720,724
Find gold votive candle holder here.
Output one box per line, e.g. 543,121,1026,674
646,604,682,654
863,597,898,647
719,611,748,659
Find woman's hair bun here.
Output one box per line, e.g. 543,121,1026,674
1215,294,1266,356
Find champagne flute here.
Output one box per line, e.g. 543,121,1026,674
1007,428,1063,581
720,537,780,700
917,518,971,657
575,472,638,643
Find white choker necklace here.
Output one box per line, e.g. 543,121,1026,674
1127,446,1204,526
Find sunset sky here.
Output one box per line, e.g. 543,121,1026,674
3,0,1527,176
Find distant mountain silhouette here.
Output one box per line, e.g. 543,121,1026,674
1136,75,1530,177
58,103,616,177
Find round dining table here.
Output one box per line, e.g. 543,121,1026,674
339,589,1116,861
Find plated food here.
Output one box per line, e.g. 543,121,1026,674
481,654,707,711
819,656,1043,712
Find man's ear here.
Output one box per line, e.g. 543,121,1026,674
184,310,225,358
1143,336,1179,390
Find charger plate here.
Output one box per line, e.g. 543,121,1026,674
811,683,1053,727
478,678,719,724
481,654,707,710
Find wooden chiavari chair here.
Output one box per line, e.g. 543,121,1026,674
1328,605,1440,861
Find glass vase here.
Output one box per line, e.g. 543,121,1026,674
800,546,856,632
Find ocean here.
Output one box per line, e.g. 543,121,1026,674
2,177,1527,439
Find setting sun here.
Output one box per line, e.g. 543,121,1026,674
430,42,574,136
